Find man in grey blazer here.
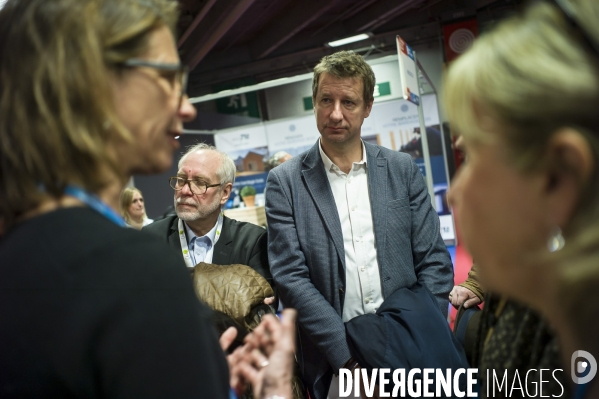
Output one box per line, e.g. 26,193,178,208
144,143,272,287
265,51,453,399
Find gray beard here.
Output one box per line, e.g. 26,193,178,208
174,197,222,222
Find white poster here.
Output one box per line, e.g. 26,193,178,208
396,36,420,105
439,215,455,242
264,115,320,156
215,124,269,172
369,95,439,150
361,109,377,142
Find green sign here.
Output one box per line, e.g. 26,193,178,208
374,81,391,97
214,78,260,118
303,97,314,111
302,81,391,111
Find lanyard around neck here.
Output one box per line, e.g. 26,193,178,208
64,185,127,227
178,212,224,268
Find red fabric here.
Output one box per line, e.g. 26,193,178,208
443,19,479,62
452,135,465,172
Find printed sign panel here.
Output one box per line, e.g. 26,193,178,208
396,36,420,105
215,124,269,172
265,115,320,156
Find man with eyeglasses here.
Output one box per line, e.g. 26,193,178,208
143,143,272,289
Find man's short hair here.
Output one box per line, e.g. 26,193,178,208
179,143,236,186
312,50,376,104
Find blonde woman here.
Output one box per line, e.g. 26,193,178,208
120,187,153,229
445,0,599,397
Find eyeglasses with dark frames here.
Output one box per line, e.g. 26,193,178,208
169,177,221,195
122,59,189,110
549,0,599,56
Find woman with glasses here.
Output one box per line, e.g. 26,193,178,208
0,1,295,398
445,0,599,397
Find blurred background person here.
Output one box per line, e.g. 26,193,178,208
399,126,443,158
120,187,154,229
265,150,292,171
445,0,599,397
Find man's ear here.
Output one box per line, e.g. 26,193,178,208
543,128,594,227
220,183,233,205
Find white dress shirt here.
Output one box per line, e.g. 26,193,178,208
318,140,384,322
321,140,385,399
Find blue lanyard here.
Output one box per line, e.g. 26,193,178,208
64,185,127,227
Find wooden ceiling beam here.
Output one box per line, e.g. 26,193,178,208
178,0,218,48
249,0,339,60
187,0,257,70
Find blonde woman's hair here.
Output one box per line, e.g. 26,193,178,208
120,187,147,224
0,0,178,231
444,0,599,355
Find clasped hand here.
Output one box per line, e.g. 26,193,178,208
220,309,297,399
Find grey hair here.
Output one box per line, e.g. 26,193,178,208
267,151,291,169
178,143,236,185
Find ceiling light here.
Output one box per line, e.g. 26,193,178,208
327,33,371,47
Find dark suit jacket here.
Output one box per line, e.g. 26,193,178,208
346,283,468,373
265,140,453,399
143,215,272,287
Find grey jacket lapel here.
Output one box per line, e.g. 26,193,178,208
365,142,387,272
301,143,346,269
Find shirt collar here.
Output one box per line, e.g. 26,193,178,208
318,139,368,173
183,218,218,246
